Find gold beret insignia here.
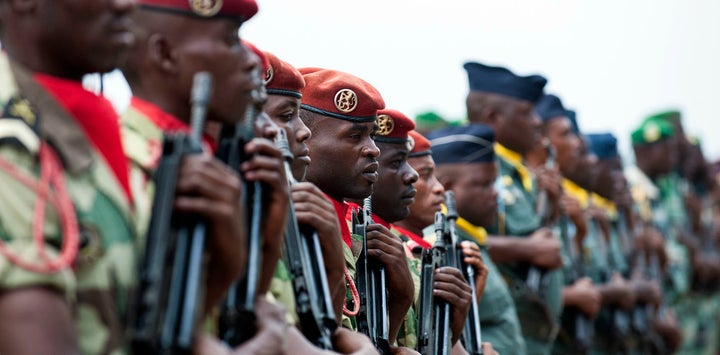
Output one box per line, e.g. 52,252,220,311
376,114,394,136
643,122,660,143
189,0,222,17
334,89,358,113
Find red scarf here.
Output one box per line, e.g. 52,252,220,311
130,97,217,152
328,196,353,248
35,74,132,204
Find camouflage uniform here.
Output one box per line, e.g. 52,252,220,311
493,144,563,355
0,53,138,354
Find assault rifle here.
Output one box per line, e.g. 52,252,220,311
275,130,337,349
217,73,266,346
130,72,212,354
353,197,391,354
527,140,556,295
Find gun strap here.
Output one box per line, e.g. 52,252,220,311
343,267,360,317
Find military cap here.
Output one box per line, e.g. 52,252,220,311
408,130,431,158
566,109,581,135
138,0,258,20
299,68,385,123
374,109,416,144
463,62,547,103
243,41,268,72
263,51,304,99
646,110,682,125
427,124,496,164
631,117,675,146
535,94,567,122
586,133,619,160
414,111,457,132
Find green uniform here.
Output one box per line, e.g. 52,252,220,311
0,53,139,354
493,147,563,355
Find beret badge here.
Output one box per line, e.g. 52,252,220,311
376,114,395,136
264,65,274,85
644,122,661,143
334,89,358,113
189,0,223,17
407,135,416,151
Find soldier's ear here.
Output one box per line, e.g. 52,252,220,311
147,33,179,75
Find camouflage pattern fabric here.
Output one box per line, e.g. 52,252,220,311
0,53,138,354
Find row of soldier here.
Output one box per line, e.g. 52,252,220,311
0,0,718,354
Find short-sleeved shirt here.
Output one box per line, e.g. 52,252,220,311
0,53,138,354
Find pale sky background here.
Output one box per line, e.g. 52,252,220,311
100,0,720,162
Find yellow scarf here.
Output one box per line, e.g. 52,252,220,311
590,192,617,218
562,178,589,209
494,143,533,192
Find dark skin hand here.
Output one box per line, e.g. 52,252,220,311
535,167,563,219
194,297,286,355
285,326,379,355
630,277,662,307
487,227,563,270
460,241,489,302
433,266,472,345
598,273,636,310
562,277,602,318
174,154,247,313
291,182,345,321
365,223,415,344
239,138,290,296
652,309,682,352
560,194,587,248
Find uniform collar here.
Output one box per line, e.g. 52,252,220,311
495,143,533,192
455,217,488,245
562,178,589,209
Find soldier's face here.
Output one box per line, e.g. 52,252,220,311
372,142,419,223
37,0,136,77
453,163,498,228
304,117,380,201
546,117,582,176
496,100,541,154
173,19,260,125
265,95,311,181
406,155,445,229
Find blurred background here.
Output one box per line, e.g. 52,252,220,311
91,0,720,162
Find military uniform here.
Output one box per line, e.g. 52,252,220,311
494,144,564,355
0,53,138,354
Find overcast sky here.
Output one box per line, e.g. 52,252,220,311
100,0,720,162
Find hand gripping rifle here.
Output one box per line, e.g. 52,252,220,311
445,191,484,355
416,212,453,355
558,214,594,352
129,72,212,354
217,73,266,346
274,130,337,349
527,140,556,295
353,197,391,354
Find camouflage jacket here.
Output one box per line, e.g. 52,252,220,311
0,53,139,354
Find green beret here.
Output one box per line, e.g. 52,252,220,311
631,117,675,146
414,111,461,131
645,110,681,125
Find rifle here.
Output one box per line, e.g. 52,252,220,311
129,72,212,354
274,130,337,349
445,192,484,354
527,140,556,295
217,72,266,346
558,214,594,352
353,197,391,354
417,212,453,355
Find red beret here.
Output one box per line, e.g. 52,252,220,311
138,0,258,21
408,130,432,157
242,40,269,73
299,68,385,123
374,109,416,144
263,51,304,99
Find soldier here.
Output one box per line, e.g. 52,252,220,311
462,62,564,355
428,123,528,355
261,51,379,353
298,68,415,348
531,95,602,355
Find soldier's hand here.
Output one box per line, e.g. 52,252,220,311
565,277,601,318
231,296,287,355
333,328,379,355
365,223,415,341
175,154,247,312
461,241,489,302
241,137,290,295
433,266,472,345
526,227,563,270
482,342,499,355
631,278,662,307
291,181,345,314
389,347,420,355
536,167,563,206
601,273,636,310
653,308,682,352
